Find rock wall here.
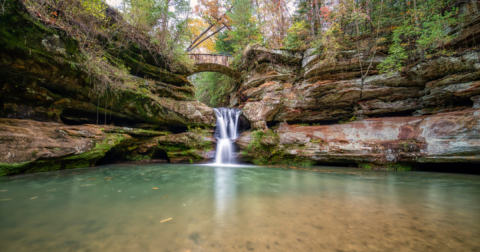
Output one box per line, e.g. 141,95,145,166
238,48,480,128
0,118,215,176
233,0,480,168
236,109,480,168
0,0,217,175
0,0,215,128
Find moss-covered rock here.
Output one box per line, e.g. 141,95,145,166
0,118,134,176
0,118,217,176
236,110,480,168
0,0,215,128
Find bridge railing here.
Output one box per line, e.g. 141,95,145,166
189,54,233,68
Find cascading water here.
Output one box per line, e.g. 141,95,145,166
213,108,241,164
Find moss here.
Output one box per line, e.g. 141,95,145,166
359,163,372,169
101,127,170,137
155,133,214,163
267,153,315,166
242,130,281,165
310,138,324,144
0,133,128,176
0,162,31,176
386,163,413,171
359,163,413,171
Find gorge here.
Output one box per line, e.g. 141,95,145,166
1,0,480,251
0,0,479,174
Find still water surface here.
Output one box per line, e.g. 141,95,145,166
1,164,480,252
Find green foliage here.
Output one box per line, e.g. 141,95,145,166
22,0,194,100
190,72,235,107
379,0,461,73
227,0,262,66
81,0,106,20
215,31,234,54
283,21,310,50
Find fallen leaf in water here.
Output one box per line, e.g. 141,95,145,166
118,190,122,192
104,177,113,180
0,198,12,201
145,179,150,181
160,217,172,223
161,195,169,199
30,196,38,200
0,190,7,192
46,189,56,192
152,187,159,189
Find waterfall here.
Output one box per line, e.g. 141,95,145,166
213,108,241,164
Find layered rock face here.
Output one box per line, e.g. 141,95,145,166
237,0,480,127
239,48,480,128
0,0,215,128
236,109,480,168
0,0,216,175
0,119,215,176
234,0,480,168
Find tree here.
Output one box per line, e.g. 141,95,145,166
227,0,262,57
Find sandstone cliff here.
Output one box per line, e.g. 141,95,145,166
0,0,216,175
234,0,480,168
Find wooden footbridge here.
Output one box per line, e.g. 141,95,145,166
187,54,241,81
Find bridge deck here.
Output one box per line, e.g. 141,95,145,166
189,54,232,68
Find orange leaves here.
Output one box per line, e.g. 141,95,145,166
194,0,231,26
188,18,217,53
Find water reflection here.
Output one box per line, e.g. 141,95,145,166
0,164,480,252
214,167,236,227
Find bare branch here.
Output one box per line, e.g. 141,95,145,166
187,5,234,51
187,25,226,52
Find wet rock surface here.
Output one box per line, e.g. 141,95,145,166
0,119,215,176
236,109,480,168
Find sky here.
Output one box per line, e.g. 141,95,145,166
106,0,199,10
105,0,294,16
